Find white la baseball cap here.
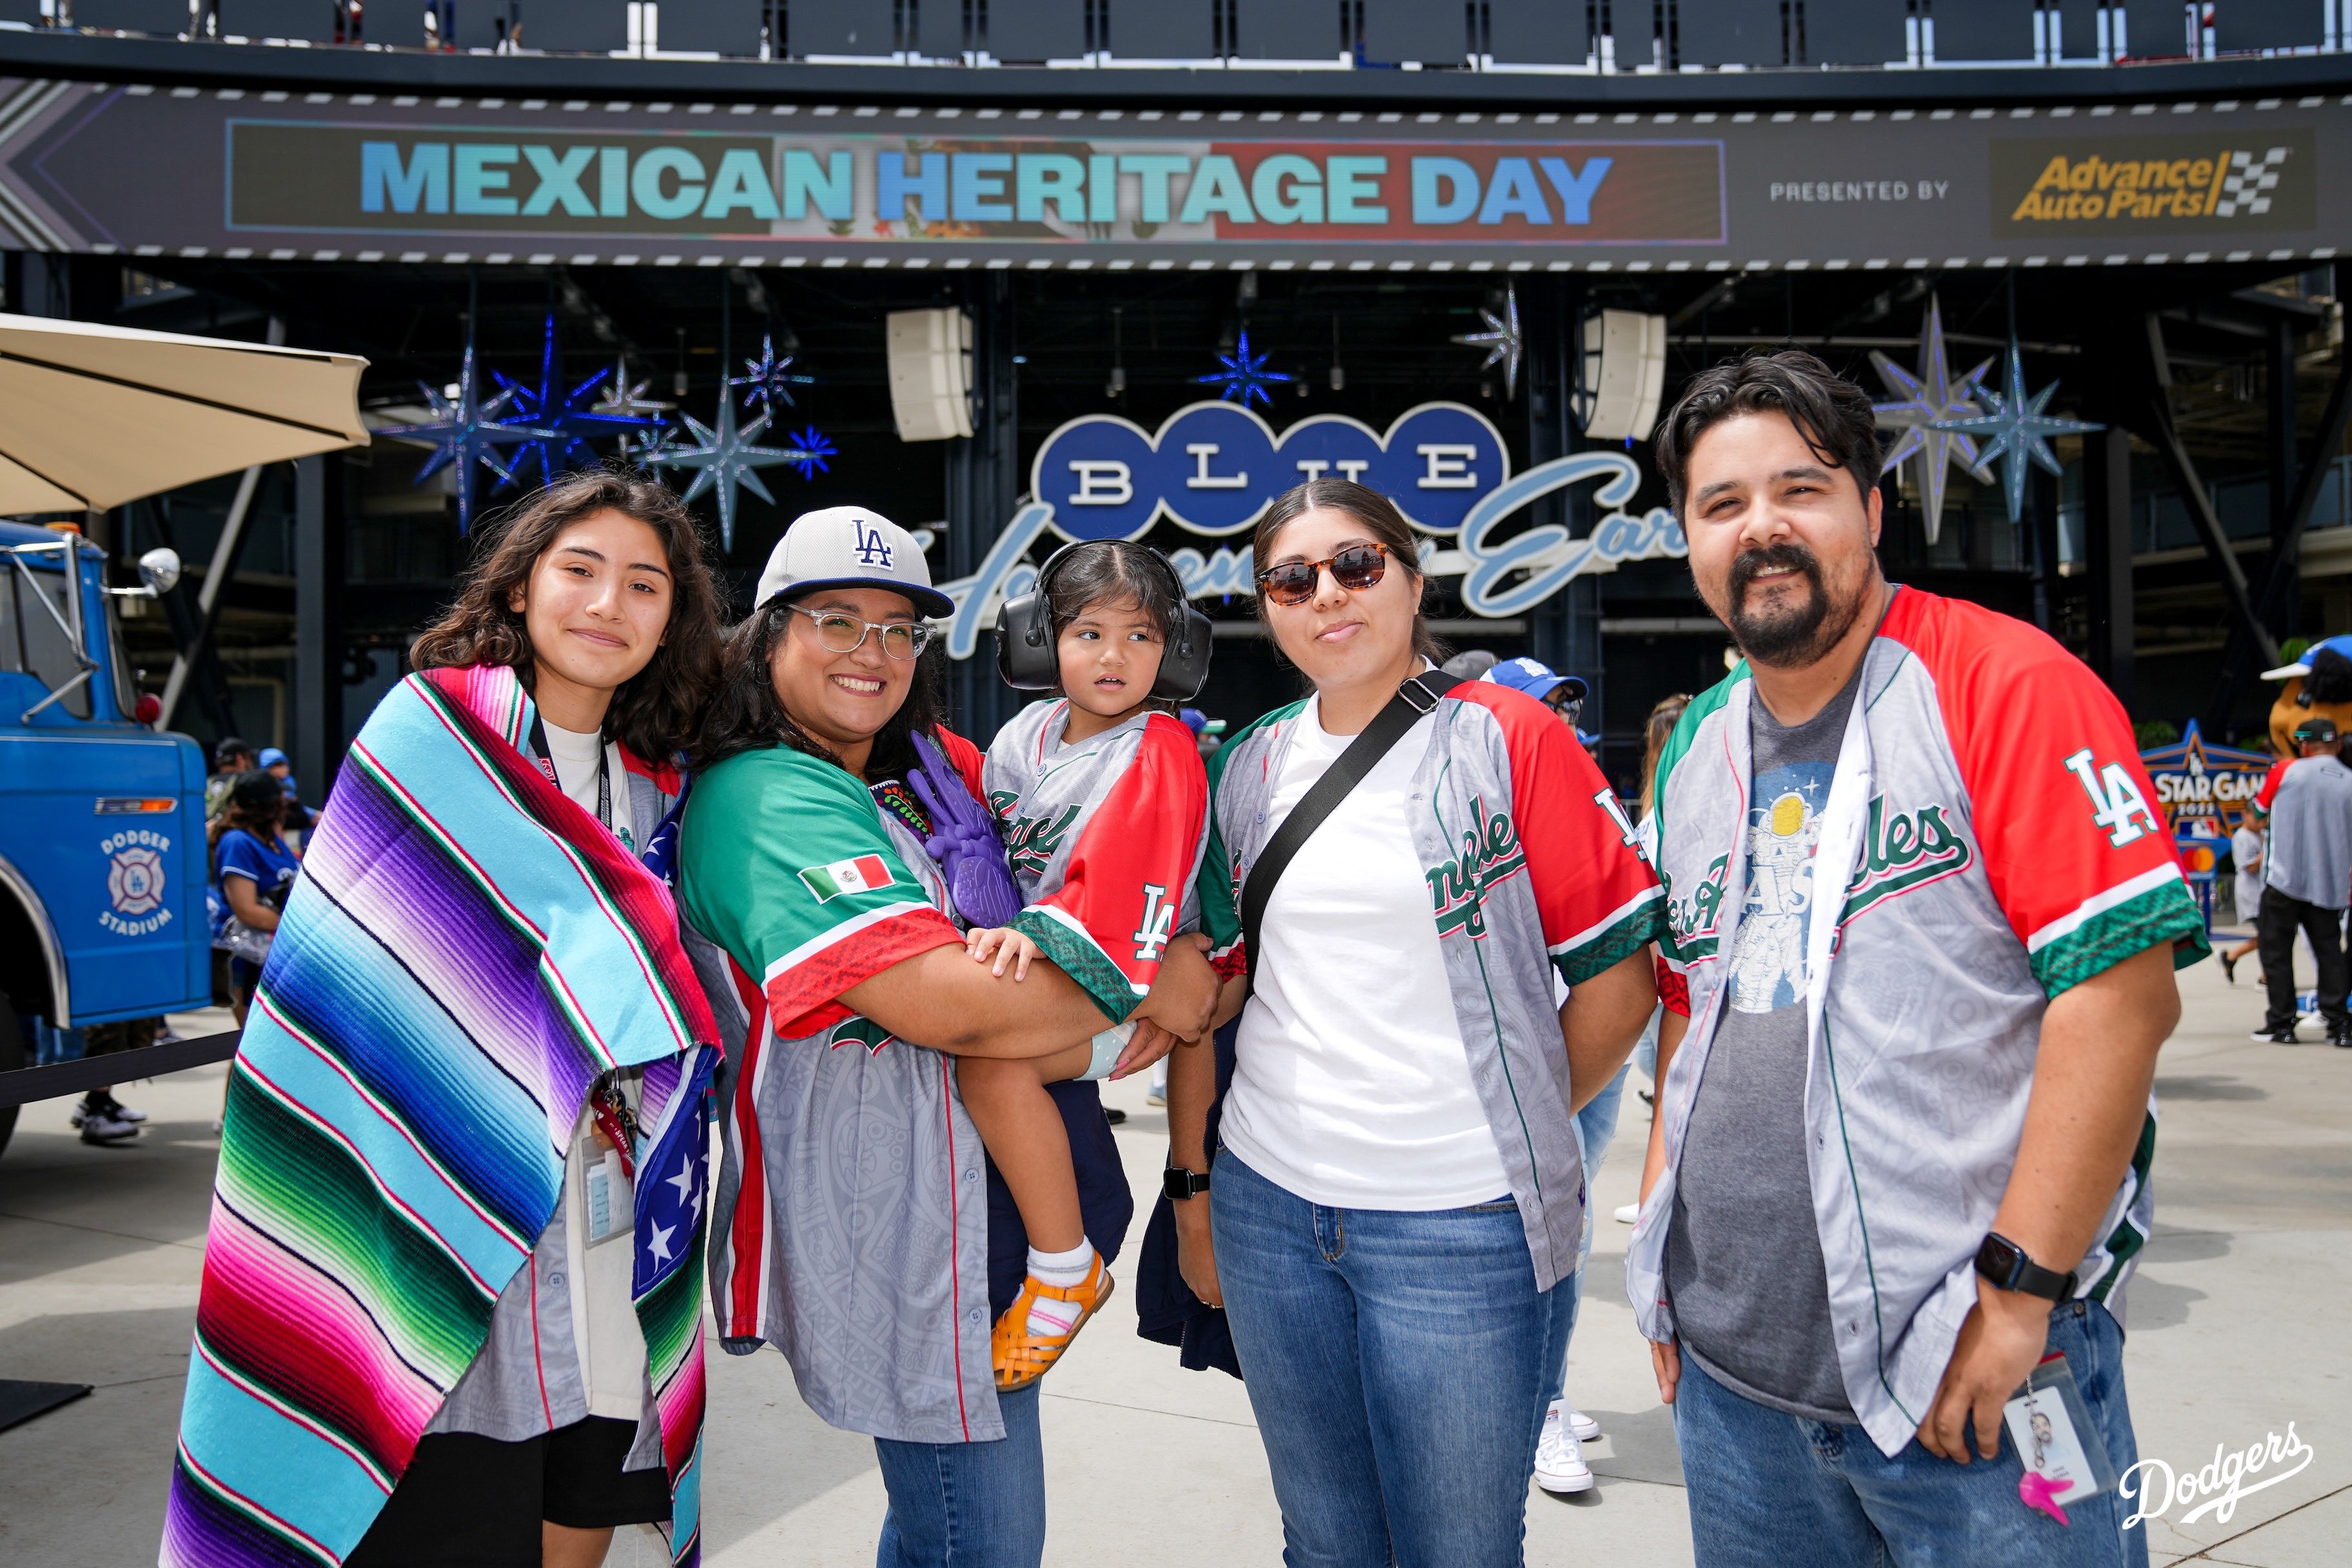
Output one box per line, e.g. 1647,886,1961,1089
754,506,953,620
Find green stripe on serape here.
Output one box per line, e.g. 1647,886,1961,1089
219,1070,493,1380
1555,896,1669,988
2089,1110,2157,1304
2032,881,2211,998
636,1251,705,1377
1010,909,1135,1024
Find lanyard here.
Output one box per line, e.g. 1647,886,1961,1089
527,713,612,834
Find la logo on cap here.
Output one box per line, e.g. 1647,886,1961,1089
853,517,896,569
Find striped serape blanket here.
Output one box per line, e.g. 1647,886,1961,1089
164,664,721,1567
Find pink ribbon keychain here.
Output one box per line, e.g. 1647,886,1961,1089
2019,1470,2072,1525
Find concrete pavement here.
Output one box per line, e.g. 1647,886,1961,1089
2,953,2346,1565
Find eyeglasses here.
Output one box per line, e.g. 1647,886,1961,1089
783,602,934,661
1255,542,1395,607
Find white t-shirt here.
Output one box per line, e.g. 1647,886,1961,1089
540,718,647,1415
1222,694,1511,1210
542,720,629,843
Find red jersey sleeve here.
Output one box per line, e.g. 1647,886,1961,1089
1899,591,2210,995
1454,684,1666,986
2255,756,2291,814
1009,714,1211,1023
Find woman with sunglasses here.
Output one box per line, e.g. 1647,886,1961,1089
676,507,1219,1568
1165,478,1662,1566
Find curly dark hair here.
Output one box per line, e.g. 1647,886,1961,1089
409,467,727,761
1652,349,1885,516
690,596,950,782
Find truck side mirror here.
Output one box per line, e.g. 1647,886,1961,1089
137,547,182,596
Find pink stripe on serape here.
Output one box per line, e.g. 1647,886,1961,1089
193,1200,446,1473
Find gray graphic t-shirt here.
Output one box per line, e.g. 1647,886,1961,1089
1663,668,1861,1424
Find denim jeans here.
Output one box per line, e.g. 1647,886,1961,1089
872,1382,1044,1568
1673,1298,2148,1568
1210,1147,1571,1568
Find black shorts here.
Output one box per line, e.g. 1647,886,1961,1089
346,1417,671,1567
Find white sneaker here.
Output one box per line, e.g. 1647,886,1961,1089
1554,1397,1601,1441
79,1109,141,1146
1613,1201,1640,1224
1534,1408,1596,1493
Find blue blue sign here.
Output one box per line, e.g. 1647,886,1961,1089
939,404,1690,660
1030,400,1511,540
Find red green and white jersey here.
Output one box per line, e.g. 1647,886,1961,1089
981,701,1211,1024
677,734,1007,1447
1195,680,1665,1292
1632,587,2208,1457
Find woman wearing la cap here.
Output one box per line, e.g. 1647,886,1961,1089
1165,477,1662,1566
676,506,1220,1567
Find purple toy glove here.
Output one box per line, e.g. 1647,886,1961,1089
906,732,1024,930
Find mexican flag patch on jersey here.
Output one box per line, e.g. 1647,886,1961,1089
799,854,896,902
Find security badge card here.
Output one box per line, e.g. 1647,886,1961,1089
582,1135,633,1246
2005,1353,2121,1522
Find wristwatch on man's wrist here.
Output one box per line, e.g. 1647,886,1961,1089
1162,1166,1211,1202
1974,1231,2076,1300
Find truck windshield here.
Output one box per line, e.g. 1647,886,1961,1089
10,555,94,720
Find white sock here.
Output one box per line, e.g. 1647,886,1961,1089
1025,1242,1095,1336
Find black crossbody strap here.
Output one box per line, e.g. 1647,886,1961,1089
1239,669,1465,994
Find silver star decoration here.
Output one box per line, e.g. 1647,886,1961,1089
729,333,816,416
377,330,554,534
1870,297,1994,545
1452,283,1524,400
593,358,674,420
646,395,827,549
1930,344,2103,524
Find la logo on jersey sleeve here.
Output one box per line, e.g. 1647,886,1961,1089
799,854,896,903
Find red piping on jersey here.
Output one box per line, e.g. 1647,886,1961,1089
941,1052,971,1442
529,1250,553,1427
725,957,770,1342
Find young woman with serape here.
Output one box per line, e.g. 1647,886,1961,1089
1166,478,1663,1567
676,507,1219,1568
164,469,733,1568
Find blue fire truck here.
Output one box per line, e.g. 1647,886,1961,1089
0,522,202,1157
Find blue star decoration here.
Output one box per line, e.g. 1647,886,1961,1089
1930,344,2104,524
1452,283,1524,400
1869,296,1994,547
377,329,556,534
646,393,835,549
491,314,667,490
729,333,816,416
1198,327,1292,409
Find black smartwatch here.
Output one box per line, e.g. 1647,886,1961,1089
1162,1167,1211,1202
1974,1232,2076,1301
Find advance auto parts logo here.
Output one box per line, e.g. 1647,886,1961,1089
1990,130,2315,238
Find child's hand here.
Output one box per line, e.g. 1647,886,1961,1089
965,926,1043,981
1107,1019,1184,1080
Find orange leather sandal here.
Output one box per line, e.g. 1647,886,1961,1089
991,1254,1115,1391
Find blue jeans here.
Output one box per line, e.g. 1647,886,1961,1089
1673,1298,2148,1568
872,1382,1044,1568
1210,1147,1571,1568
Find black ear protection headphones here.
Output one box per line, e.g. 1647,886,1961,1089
995,540,1213,701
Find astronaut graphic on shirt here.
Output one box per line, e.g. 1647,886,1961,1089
1729,763,1833,1014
